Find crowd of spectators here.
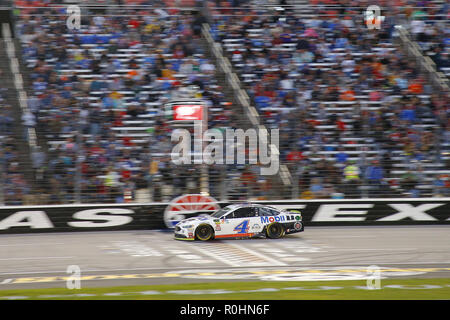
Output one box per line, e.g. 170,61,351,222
209,0,449,198
16,2,265,203
311,1,450,72
2,0,448,204
407,3,449,73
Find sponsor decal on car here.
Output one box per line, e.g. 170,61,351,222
233,220,250,234
260,215,286,224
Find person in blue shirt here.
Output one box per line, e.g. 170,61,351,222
400,105,416,123
335,147,349,164
365,160,384,195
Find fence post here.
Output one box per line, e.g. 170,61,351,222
74,124,82,203
0,140,4,206
291,164,299,199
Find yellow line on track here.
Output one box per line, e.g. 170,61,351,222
5,268,450,284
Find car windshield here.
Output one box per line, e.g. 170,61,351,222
210,206,232,218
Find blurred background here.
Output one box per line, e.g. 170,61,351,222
0,0,448,205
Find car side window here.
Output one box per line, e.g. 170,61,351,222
269,208,280,216
223,212,233,220
259,207,275,216
232,207,256,218
246,208,259,217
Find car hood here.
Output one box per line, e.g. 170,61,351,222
178,215,214,225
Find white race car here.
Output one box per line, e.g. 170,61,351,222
174,203,304,241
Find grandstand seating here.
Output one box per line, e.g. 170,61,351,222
15,4,250,203
2,0,448,203
208,0,449,197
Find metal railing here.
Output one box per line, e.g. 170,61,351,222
201,22,293,190
394,25,449,93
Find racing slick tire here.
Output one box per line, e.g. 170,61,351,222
195,224,214,241
265,222,285,239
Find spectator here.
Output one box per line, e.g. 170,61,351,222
335,147,349,165
343,161,360,197
431,173,450,196
365,160,384,193
401,171,420,197
310,177,325,198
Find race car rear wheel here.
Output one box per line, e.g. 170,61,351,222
195,224,214,241
266,223,285,239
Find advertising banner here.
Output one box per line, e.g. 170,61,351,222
0,198,449,234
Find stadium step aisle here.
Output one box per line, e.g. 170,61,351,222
0,40,36,201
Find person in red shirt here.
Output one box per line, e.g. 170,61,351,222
408,79,424,94
340,88,355,101
240,166,256,186
121,169,131,180
122,136,134,147
286,149,305,162
336,117,346,131
128,19,140,29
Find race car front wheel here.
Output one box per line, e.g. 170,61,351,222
266,223,285,239
195,224,214,241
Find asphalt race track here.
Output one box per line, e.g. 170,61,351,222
0,226,449,289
